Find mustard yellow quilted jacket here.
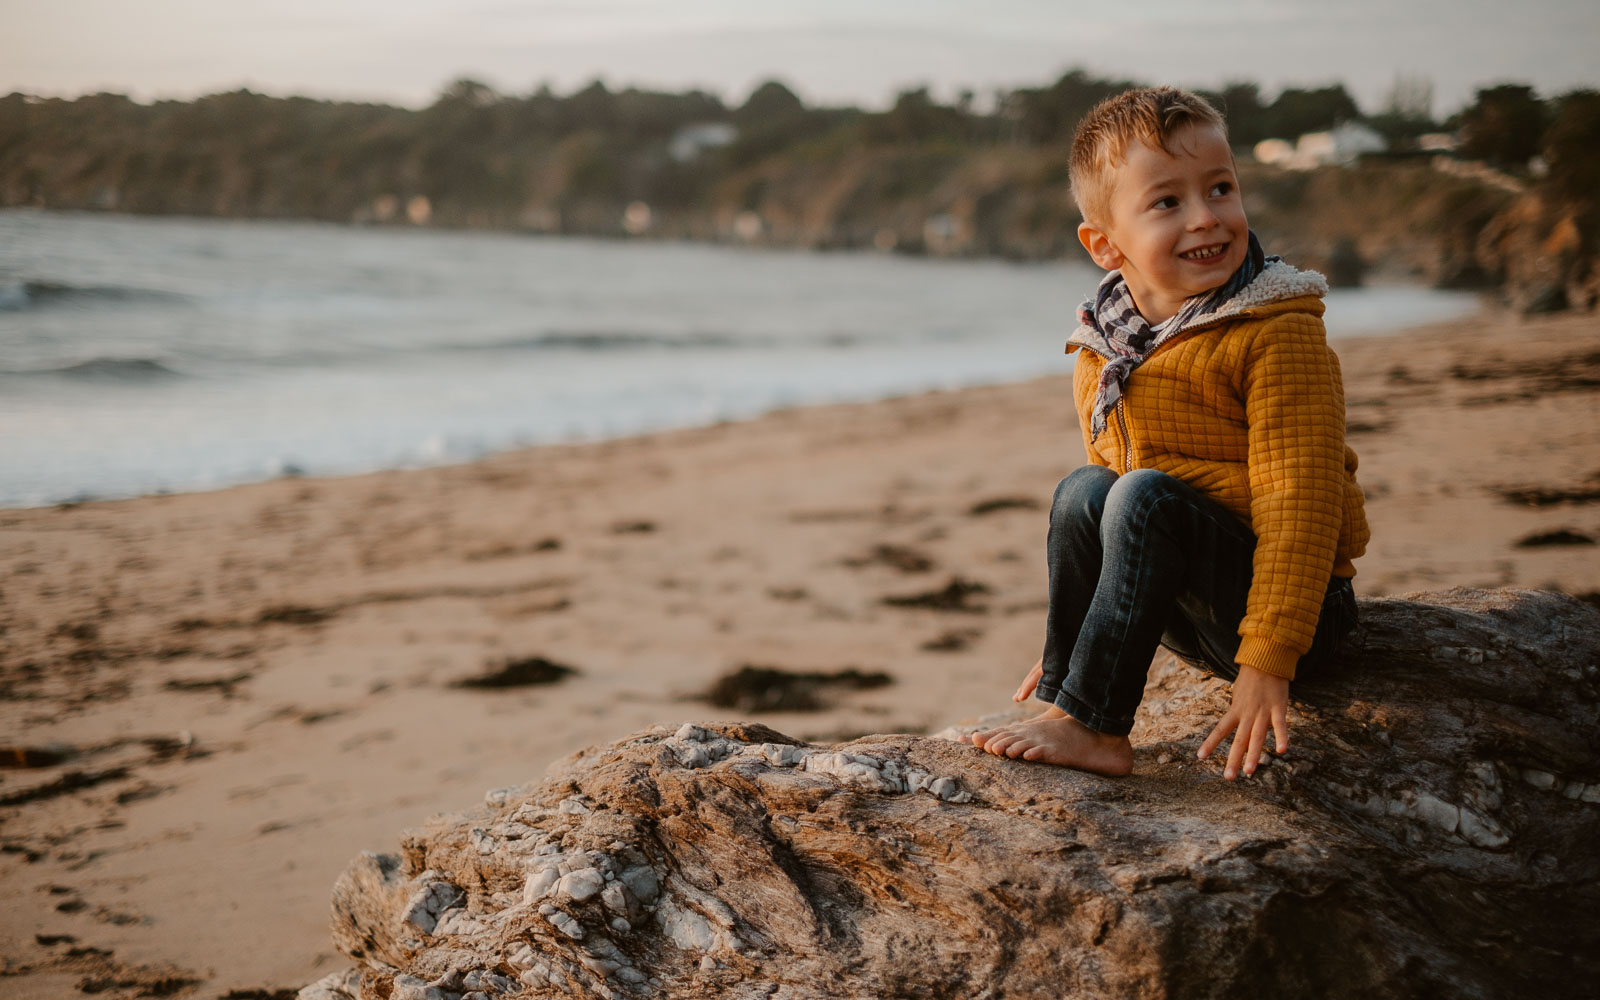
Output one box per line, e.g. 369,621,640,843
1067,262,1370,680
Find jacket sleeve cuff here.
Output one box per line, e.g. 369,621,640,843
1235,636,1300,680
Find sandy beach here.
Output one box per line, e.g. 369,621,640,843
1,307,1597,998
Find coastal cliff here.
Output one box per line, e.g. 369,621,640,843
4,84,1594,311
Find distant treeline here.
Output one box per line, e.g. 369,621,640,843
1,69,1596,306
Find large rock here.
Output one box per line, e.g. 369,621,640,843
304,589,1600,1000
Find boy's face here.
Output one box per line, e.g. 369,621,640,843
1076,124,1248,325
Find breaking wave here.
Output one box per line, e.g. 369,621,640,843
0,279,187,312
3,357,185,381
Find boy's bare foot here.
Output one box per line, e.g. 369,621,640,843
961,707,1134,777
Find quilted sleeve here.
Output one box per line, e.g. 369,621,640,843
1234,313,1346,679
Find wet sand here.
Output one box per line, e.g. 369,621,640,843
1,307,1596,997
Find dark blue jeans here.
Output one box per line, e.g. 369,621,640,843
1037,465,1356,737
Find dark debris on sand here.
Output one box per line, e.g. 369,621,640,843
1496,472,1600,507
882,576,992,612
162,671,254,697
699,665,893,713
921,629,983,652
967,496,1041,516
843,543,935,573
1515,529,1597,548
451,656,577,689
1450,350,1600,390
1,745,74,768
255,604,337,626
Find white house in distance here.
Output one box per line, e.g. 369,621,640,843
1253,122,1387,169
669,122,738,162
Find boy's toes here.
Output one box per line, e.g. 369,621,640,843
985,730,1021,756
1003,736,1037,759
968,727,1003,750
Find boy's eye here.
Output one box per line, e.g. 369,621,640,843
1210,181,1234,197
1153,196,1178,210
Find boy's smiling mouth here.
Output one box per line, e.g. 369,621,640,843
1179,243,1229,261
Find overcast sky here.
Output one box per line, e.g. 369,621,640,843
5,0,1596,116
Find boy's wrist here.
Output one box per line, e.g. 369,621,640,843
1235,636,1299,680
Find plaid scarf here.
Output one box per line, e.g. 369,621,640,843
1080,230,1275,440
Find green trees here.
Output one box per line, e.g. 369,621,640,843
1456,84,1547,169
1541,89,1600,204
0,70,1591,230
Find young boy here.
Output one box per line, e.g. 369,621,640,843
963,87,1369,780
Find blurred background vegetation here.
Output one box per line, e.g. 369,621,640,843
3,68,1595,310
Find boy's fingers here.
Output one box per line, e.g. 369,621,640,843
1197,714,1231,759
1012,661,1042,702
1242,719,1268,776
1272,704,1290,754
1223,720,1247,779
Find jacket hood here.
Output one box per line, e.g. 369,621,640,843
1066,260,1330,358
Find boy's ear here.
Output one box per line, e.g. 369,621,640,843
1077,221,1124,271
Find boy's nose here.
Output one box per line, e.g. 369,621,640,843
1186,203,1219,230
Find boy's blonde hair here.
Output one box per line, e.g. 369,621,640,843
1069,87,1228,227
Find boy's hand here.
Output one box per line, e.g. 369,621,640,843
1197,664,1289,780
1013,657,1044,702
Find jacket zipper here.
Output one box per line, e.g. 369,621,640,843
1115,398,1134,473
1078,309,1259,475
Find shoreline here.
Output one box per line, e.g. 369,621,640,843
0,308,1596,997
1,277,1490,511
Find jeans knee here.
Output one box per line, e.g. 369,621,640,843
1102,468,1184,529
1051,465,1117,534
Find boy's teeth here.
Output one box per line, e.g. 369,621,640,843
1181,245,1225,260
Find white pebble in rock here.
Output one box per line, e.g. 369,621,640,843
524,867,561,904
507,941,538,969
548,910,585,940
399,881,465,936
1521,768,1558,791
559,867,606,902
759,743,807,768
611,916,631,933
675,723,709,742
601,881,632,915
619,865,660,904
675,743,714,769
1412,793,1460,833
1458,808,1511,849
390,973,448,1000
927,777,973,803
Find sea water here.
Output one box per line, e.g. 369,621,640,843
0,210,1482,508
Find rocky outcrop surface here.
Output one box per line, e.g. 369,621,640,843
1477,191,1600,314
302,588,1600,1000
